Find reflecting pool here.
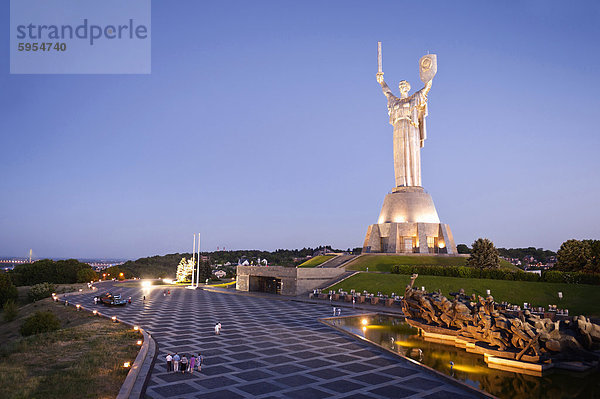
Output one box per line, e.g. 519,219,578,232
324,314,600,399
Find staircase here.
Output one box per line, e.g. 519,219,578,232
317,270,359,291
317,254,358,268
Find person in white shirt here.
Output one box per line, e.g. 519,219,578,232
166,353,173,372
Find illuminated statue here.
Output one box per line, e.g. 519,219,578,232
376,48,437,187
363,46,456,255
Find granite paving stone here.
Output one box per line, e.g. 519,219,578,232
369,385,418,398
402,376,445,390
195,389,244,399
236,381,282,395
77,282,484,398
275,374,318,387
320,379,367,393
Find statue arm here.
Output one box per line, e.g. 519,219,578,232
418,80,433,97
380,81,397,100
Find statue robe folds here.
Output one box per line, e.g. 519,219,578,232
382,83,429,187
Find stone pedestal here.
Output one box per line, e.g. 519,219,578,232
363,187,457,255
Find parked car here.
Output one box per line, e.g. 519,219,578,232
95,292,127,306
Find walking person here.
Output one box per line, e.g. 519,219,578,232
197,352,203,372
180,354,188,374
188,354,196,374
166,353,173,372
215,322,221,335
172,352,180,373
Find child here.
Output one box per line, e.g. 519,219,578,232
197,353,203,372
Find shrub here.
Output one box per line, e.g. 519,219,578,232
388,264,600,285
542,270,564,283
20,311,61,336
2,299,18,322
28,282,56,302
457,266,473,278
0,273,18,306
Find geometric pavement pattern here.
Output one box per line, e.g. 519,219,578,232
75,283,480,399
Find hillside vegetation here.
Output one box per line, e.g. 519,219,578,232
346,254,518,272
298,255,335,268
328,273,600,316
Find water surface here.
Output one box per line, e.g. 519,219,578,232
324,314,600,399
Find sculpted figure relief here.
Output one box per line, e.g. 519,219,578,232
376,54,437,187
401,275,600,364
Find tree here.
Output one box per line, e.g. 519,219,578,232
10,259,97,286
456,244,471,254
77,268,98,283
0,273,18,306
467,238,500,269
556,239,590,272
176,258,194,282
198,260,212,282
584,240,600,274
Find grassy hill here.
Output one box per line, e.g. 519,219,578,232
0,298,139,398
345,254,519,272
297,255,336,268
328,273,600,317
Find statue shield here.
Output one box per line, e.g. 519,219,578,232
419,54,437,83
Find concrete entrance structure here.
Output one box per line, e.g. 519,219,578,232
364,48,457,255
236,266,345,296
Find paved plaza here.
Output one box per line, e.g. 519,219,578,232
76,282,480,399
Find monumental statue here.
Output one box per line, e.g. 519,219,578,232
376,54,436,187
363,43,457,254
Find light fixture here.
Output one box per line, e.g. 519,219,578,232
76,304,81,310
123,362,131,368
93,310,98,315
136,340,142,345
361,318,368,325
133,326,139,331
112,316,117,322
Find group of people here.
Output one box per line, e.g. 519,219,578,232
163,322,223,375
165,352,203,374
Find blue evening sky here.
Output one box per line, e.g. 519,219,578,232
1,1,599,259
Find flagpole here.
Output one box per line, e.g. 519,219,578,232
191,233,196,287
196,233,201,288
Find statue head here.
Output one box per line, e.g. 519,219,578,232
398,80,411,98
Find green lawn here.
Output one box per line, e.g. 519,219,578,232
328,273,600,317
346,254,518,272
298,255,336,268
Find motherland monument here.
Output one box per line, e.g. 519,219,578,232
363,43,457,254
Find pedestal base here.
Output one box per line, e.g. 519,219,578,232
363,221,456,254
363,187,457,254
